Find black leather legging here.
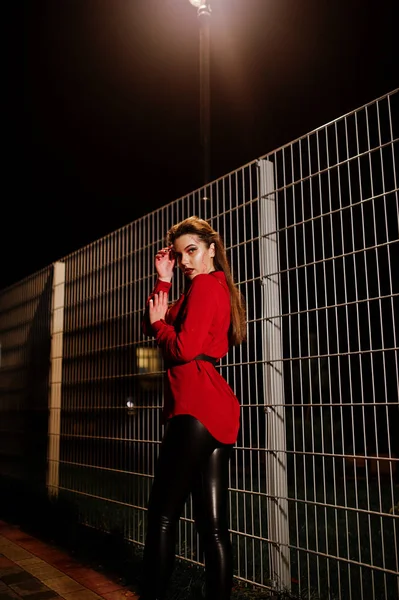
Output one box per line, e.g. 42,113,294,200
141,415,233,600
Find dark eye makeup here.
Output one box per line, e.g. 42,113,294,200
174,245,197,259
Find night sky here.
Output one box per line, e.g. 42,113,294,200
2,0,397,290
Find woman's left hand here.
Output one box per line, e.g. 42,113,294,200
149,291,168,324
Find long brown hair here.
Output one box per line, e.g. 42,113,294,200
167,216,246,346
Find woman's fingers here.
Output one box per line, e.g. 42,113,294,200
149,292,168,324
150,291,164,304
155,246,174,261
154,291,167,307
159,290,166,304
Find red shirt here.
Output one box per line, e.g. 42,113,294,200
142,271,240,444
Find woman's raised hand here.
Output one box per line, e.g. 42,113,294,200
149,291,168,324
155,246,175,281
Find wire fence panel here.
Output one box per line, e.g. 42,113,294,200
269,90,399,600
0,89,398,600
0,267,53,488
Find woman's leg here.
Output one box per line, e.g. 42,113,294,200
140,415,217,599
192,445,233,600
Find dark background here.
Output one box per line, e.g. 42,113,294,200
2,0,397,289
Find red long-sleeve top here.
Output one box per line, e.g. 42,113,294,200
142,271,240,444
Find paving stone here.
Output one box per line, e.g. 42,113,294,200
1,571,35,585
58,569,93,583
61,590,102,600
18,544,48,559
1,548,34,562
77,574,115,588
0,528,15,537
17,591,60,600
0,541,13,551
0,525,137,600
50,561,78,572
101,590,139,599
9,577,55,597
0,567,24,579
44,577,84,595
22,565,63,581
0,590,21,599
18,561,46,571
84,581,122,595
31,552,67,563
1,531,30,543
15,559,43,567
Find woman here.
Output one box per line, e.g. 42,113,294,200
140,216,246,600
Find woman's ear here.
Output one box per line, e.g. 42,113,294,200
209,243,216,257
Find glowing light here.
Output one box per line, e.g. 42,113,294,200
189,0,211,13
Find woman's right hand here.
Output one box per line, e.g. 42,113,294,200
155,246,175,281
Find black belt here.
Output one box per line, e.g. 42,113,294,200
194,354,218,365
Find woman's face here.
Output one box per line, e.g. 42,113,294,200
173,234,215,280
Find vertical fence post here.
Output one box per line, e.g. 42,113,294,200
47,261,65,497
258,158,291,591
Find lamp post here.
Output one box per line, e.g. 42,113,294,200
189,1,212,196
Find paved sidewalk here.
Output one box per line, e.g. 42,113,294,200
0,521,139,600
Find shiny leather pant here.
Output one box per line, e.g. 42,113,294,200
140,415,233,600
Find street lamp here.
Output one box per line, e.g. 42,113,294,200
189,1,212,196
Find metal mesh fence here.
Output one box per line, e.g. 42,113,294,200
0,88,398,599
0,268,53,487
